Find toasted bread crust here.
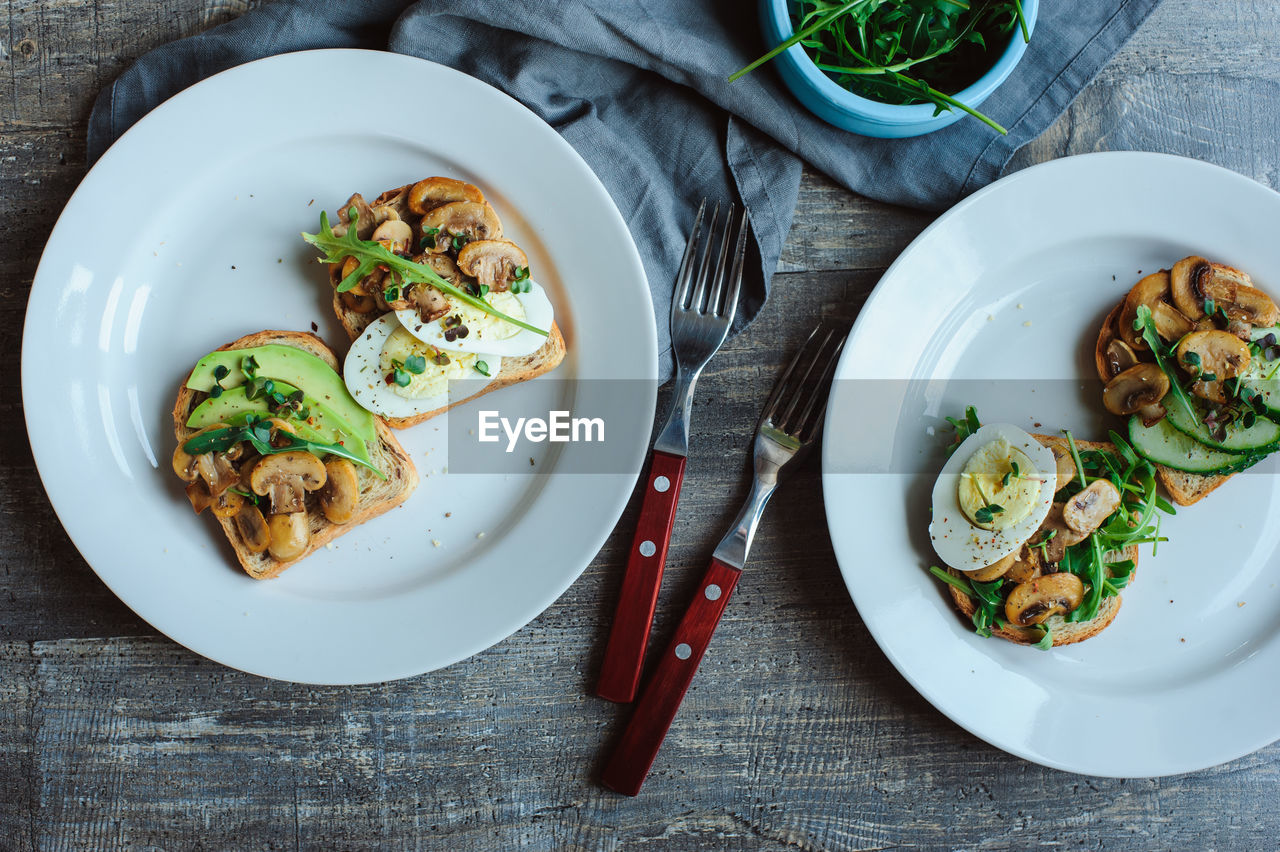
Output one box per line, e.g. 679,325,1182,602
172,330,418,579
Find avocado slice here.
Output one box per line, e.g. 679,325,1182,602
186,382,372,465
187,344,377,446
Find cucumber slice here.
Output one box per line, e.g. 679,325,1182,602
1129,415,1265,474
1238,341,1280,420
1162,391,1280,454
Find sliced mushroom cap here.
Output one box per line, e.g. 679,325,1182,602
210,488,245,520
1120,271,1190,350
407,177,485,215
371,218,413,254
266,512,310,561
1134,400,1168,427
340,289,378,314
408,283,450,324
235,504,271,554
1030,503,1089,564
248,451,327,515
1046,441,1077,494
1222,284,1280,328
1005,547,1042,585
420,201,503,253
185,480,214,515
1004,572,1085,626
963,550,1017,582
1175,330,1251,381
1095,303,1126,382
1062,479,1121,535
172,422,241,497
1170,255,1211,320
318,459,359,525
1172,257,1276,326
334,193,377,239
456,239,529,292
1191,378,1227,404
1102,363,1170,416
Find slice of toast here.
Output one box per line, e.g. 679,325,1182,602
172,330,419,579
325,178,567,430
941,435,1139,647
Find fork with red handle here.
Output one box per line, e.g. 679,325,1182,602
596,200,750,704
600,323,847,795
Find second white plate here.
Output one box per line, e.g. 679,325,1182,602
823,152,1280,776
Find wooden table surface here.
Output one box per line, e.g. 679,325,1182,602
4,1,1279,849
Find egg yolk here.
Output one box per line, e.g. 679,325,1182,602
380,326,480,400
957,439,1040,530
444,289,526,342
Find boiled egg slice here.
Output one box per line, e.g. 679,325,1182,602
344,313,501,420
394,279,554,358
929,423,1057,573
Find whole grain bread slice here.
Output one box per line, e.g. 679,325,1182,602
940,435,1139,647
172,330,418,580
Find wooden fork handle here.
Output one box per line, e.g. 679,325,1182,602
597,450,687,704
600,557,741,796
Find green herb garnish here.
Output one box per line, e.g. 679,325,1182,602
729,0,1031,134
183,415,383,478
302,210,548,337
474,360,491,377
1133,304,1198,425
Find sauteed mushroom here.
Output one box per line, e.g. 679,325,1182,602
266,512,310,561
457,239,529,293
1102,363,1170,416
1175,330,1251,382
1120,271,1192,350
1029,503,1089,564
173,422,243,502
235,504,271,554
371,218,413,254
963,550,1017,582
420,201,503,253
407,177,485,215
1004,547,1042,584
1004,573,1085,626
318,459,359,524
248,451,327,515
1062,480,1121,535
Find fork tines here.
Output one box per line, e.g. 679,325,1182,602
674,200,750,319
762,324,848,442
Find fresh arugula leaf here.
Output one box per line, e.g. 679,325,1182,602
302,210,549,337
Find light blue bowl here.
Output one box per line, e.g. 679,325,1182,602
760,0,1038,138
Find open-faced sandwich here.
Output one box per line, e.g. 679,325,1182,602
1096,255,1280,505
172,331,418,579
928,409,1169,648
301,177,567,428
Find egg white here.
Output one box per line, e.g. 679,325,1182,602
394,279,554,358
343,313,501,420
929,423,1057,573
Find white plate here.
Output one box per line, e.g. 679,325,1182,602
823,152,1280,776
23,50,657,684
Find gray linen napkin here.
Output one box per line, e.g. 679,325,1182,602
88,0,1160,378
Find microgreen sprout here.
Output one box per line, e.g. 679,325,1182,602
474,360,491,377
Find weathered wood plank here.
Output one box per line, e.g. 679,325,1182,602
5,0,1280,848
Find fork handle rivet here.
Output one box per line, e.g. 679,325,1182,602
704,584,722,601
674,643,692,660
639,540,656,558
653,475,671,493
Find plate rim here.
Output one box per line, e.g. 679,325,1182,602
821,150,1280,775
22,48,658,684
